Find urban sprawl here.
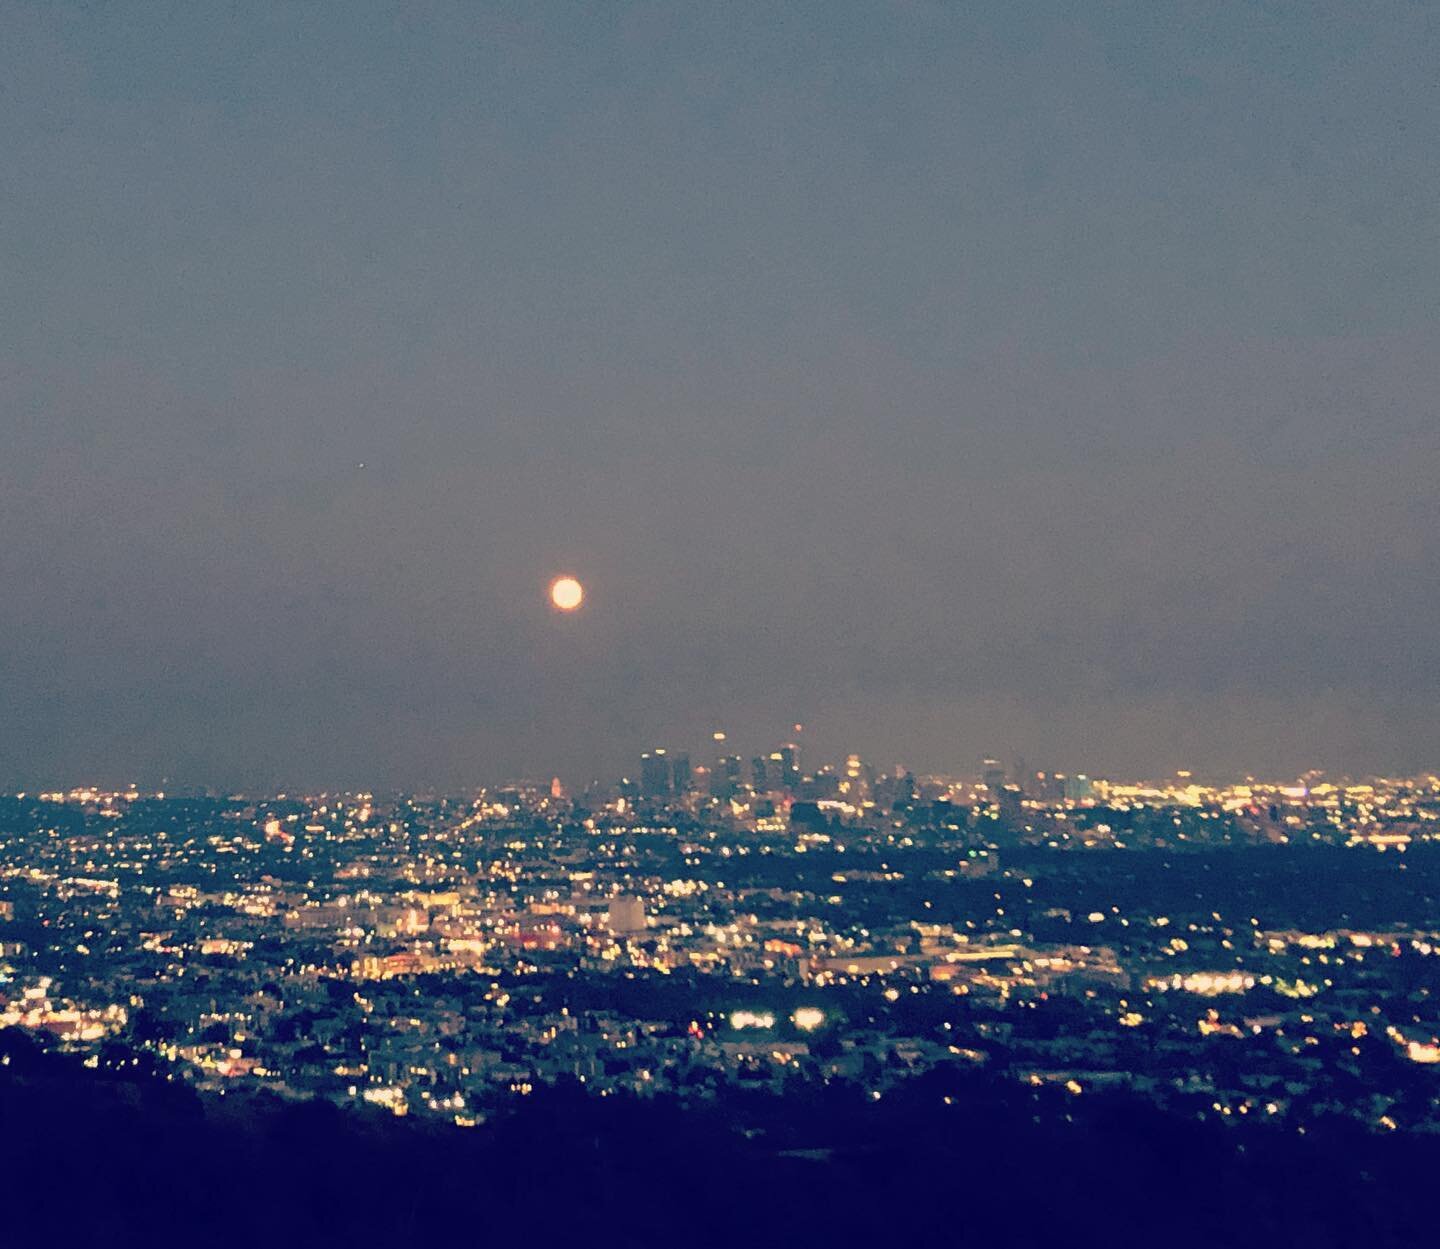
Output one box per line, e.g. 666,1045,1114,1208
4,746,1440,1135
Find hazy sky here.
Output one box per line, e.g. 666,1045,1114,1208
4,2,1438,789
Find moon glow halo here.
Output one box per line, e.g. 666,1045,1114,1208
549,576,584,611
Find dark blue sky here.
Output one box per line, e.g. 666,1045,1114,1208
4,2,1438,788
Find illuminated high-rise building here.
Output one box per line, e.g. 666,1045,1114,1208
839,753,871,803
1034,771,1066,803
640,749,671,798
712,755,743,798
982,757,1006,795
777,744,800,790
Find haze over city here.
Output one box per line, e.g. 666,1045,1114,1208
4,4,1438,787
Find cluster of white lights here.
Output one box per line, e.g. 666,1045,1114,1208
792,1007,825,1031
729,1010,776,1030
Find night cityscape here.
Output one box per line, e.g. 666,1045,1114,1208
6,758,1440,1241
5,3,1439,1245
8,752,1440,1120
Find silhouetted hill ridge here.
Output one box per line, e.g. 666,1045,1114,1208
0,1028,1432,1247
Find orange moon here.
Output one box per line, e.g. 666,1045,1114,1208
549,576,584,611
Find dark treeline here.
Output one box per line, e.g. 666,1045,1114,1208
0,1026,1433,1248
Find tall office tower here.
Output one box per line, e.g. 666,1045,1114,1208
640,749,671,799
751,755,770,791
712,755,743,798
982,757,1006,795
800,768,839,800
1011,756,1029,796
777,744,800,790
839,753,871,803
1034,771,1066,803
670,752,692,794
897,770,917,805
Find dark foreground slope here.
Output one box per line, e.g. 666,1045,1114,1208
0,1029,1433,1248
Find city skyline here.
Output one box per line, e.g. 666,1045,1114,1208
5,695,1435,792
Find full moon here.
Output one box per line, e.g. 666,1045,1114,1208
549,576,584,611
